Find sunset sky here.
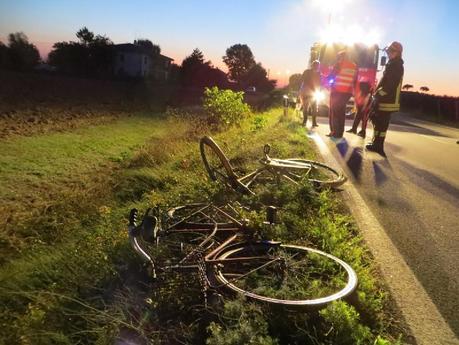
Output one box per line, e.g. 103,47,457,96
1,0,459,96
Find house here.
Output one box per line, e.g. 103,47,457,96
151,54,174,81
114,43,173,80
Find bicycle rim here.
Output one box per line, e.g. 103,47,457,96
279,159,347,188
200,136,236,183
211,242,357,308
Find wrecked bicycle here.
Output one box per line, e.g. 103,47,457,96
200,136,347,195
128,203,357,309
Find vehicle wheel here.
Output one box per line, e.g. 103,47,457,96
211,242,357,309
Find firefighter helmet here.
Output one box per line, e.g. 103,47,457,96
386,41,403,54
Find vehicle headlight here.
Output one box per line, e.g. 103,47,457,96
313,90,325,103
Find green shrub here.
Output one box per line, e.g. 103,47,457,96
203,86,251,128
251,115,268,132
320,301,373,345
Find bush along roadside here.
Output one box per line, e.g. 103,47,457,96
0,107,406,344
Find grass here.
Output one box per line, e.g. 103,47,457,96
0,113,168,261
0,107,405,344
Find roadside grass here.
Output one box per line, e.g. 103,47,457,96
0,114,168,261
0,108,404,344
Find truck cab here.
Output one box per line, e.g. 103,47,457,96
309,42,383,118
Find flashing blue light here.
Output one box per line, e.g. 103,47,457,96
329,79,335,84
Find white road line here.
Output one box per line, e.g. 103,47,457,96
308,131,459,345
418,134,453,144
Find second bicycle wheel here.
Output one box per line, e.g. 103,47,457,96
200,136,236,183
210,242,357,308
269,159,347,188
200,136,251,193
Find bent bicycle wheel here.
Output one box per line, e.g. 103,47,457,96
200,136,251,194
211,242,357,308
271,159,347,188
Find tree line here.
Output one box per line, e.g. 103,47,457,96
402,84,430,93
0,27,276,92
0,32,40,71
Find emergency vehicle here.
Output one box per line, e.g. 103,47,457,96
309,42,386,116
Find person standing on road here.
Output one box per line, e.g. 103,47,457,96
299,60,321,127
327,50,357,138
347,81,372,138
366,41,404,156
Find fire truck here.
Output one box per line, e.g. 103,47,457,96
309,41,386,116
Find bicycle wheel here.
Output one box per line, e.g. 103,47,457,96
210,242,357,308
269,159,347,188
200,136,251,193
200,136,236,182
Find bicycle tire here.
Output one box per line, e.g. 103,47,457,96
210,242,357,308
270,159,347,188
200,136,253,194
200,136,236,182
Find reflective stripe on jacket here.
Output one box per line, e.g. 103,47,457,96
332,60,357,94
376,57,404,112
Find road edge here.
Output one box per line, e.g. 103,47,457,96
308,131,459,345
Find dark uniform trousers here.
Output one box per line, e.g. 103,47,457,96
330,92,352,137
371,110,392,147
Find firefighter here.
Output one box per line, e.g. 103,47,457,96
299,60,321,127
366,41,404,156
327,50,357,138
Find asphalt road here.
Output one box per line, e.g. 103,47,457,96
310,113,459,338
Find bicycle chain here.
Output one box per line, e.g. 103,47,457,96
196,250,210,307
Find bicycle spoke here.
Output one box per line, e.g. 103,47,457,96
218,257,281,287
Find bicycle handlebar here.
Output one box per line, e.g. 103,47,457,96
128,208,156,277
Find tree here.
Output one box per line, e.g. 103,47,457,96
289,73,303,91
76,27,94,45
402,84,413,91
0,41,8,68
6,32,40,70
223,44,256,84
180,48,228,88
88,34,114,76
182,48,205,68
134,39,161,57
48,27,113,77
242,63,276,92
420,86,430,93
48,41,87,75
180,48,207,86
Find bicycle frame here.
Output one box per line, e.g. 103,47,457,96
238,160,314,188
233,146,315,191
128,204,258,277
